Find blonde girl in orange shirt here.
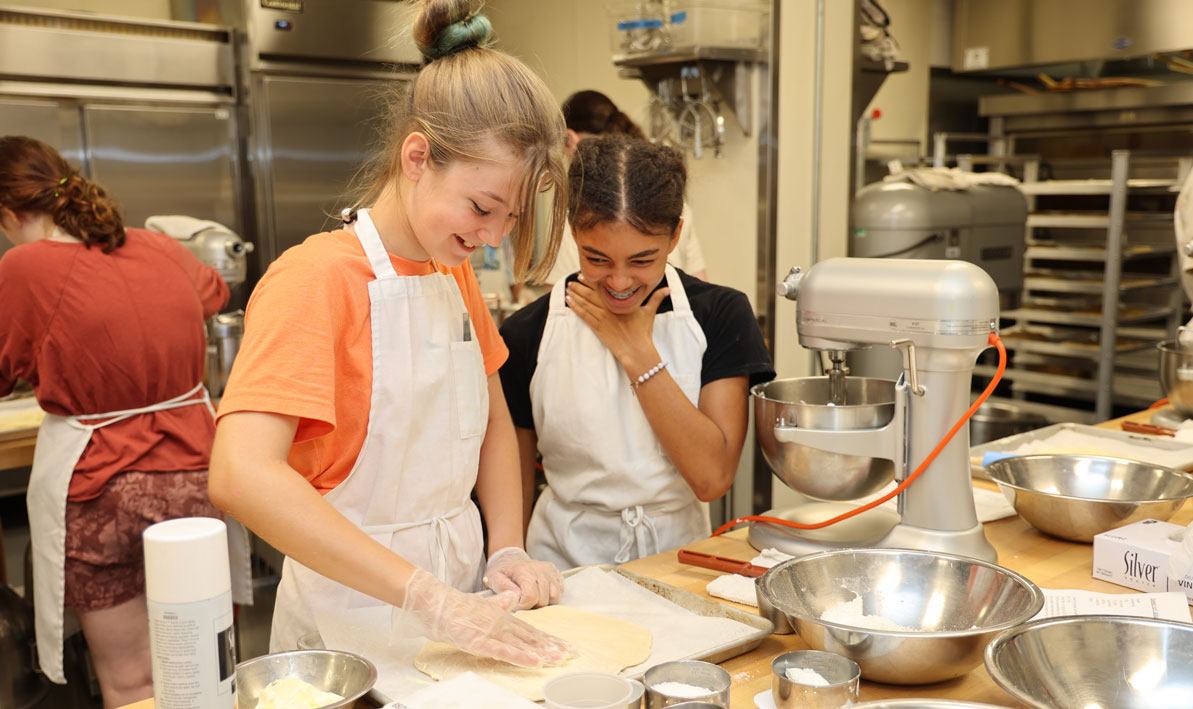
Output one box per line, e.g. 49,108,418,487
209,0,572,667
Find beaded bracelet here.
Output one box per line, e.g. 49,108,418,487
633,360,669,392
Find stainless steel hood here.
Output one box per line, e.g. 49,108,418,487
953,0,1193,73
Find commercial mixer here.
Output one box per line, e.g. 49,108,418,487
748,258,1002,562
145,215,254,399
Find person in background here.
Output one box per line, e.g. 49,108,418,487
500,134,775,568
208,0,573,667
544,90,709,283
0,135,229,707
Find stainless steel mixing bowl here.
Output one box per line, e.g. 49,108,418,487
849,697,1006,701
985,615,1193,709
752,377,896,500
236,649,377,709
983,454,1193,542
1158,340,1193,417
756,548,1043,685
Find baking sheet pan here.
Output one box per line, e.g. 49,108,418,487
583,564,774,670
0,397,44,442
969,422,1193,480
333,564,773,705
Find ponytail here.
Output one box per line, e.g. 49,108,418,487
0,135,125,253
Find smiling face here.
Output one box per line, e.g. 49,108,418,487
574,219,680,314
397,134,525,266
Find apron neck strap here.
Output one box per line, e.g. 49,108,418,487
662,265,691,314
352,209,399,280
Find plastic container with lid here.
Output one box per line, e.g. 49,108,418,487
667,0,770,51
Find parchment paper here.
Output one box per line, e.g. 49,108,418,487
313,567,758,700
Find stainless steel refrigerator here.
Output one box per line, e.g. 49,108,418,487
239,0,421,268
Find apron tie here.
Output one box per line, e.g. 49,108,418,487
362,504,471,584
615,505,662,564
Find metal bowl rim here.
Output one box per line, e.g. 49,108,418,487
1157,340,1193,355
750,377,898,408
758,547,1045,637
983,614,1193,706
235,648,379,706
984,454,1193,503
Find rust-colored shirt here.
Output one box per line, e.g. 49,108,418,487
0,228,229,500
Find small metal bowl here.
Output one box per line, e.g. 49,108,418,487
984,454,1193,542
985,615,1193,709
757,548,1043,685
236,649,377,709
752,377,896,500
643,660,730,708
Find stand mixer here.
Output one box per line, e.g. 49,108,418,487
749,258,1001,562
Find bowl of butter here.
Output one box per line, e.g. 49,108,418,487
236,649,376,708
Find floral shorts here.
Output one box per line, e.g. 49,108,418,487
64,470,222,611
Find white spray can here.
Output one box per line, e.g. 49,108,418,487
143,517,237,709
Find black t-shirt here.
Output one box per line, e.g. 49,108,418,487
499,269,776,430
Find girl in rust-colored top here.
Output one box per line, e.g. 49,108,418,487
0,135,228,706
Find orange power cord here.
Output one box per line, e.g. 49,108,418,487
711,332,1007,537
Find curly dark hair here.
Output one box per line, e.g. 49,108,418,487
0,136,125,253
562,90,645,140
568,134,685,237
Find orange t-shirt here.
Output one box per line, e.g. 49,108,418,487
216,229,508,493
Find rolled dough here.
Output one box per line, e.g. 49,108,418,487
413,605,651,701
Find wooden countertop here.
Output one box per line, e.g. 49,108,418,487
118,404,1193,708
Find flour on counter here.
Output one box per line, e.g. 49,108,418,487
819,594,915,631
706,573,757,606
652,681,713,698
785,667,829,686
751,548,794,568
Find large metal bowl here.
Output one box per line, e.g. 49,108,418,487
1158,340,1193,417
854,697,1011,701
985,615,1193,709
752,377,896,500
236,649,377,709
983,454,1193,542
756,548,1043,685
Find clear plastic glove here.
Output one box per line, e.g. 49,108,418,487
398,567,573,668
483,547,564,611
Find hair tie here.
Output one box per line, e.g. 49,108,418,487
426,13,493,60
53,176,67,198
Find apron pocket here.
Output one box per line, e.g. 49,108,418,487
450,341,487,438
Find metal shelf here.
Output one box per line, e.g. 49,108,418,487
1003,305,1174,326
1023,275,1177,293
1025,243,1176,261
1017,178,1179,195
976,394,1100,425
973,365,1160,406
1027,211,1173,229
1000,336,1156,360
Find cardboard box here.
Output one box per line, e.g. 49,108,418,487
1092,519,1193,604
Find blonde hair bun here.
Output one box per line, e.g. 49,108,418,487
414,0,494,61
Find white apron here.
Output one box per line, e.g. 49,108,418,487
269,208,488,652
527,265,710,568
28,382,252,684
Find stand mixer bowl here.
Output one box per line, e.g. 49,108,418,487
752,377,896,501
1158,340,1193,418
